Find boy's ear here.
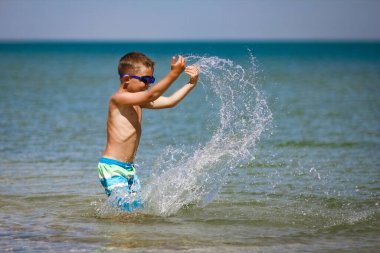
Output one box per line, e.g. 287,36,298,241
121,75,130,84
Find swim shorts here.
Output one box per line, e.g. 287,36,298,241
98,157,141,196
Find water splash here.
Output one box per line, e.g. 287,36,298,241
142,54,272,216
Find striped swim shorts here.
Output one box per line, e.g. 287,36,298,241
97,157,141,196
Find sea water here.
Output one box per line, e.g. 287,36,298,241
0,42,379,252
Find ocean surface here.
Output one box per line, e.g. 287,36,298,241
0,41,379,252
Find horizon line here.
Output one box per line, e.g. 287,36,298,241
0,38,379,44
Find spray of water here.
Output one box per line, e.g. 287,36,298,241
140,54,273,216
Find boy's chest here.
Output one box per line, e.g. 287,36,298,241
120,105,143,125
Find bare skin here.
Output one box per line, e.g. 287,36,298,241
102,56,199,163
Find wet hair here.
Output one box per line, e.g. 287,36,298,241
118,52,155,76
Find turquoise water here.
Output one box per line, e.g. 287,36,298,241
0,42,379,252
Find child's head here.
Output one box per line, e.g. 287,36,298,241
118,52,155,76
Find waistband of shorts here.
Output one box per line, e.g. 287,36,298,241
99,157,134,168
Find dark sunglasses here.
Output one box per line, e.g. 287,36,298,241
120,74,155,85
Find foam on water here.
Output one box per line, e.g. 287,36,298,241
141,54,272,216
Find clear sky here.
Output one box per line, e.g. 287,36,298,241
0,0,379,41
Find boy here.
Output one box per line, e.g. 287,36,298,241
98,52,199,202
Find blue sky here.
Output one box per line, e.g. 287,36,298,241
0,0,379,41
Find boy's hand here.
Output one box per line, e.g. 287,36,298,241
171,55,186,74
185,65,199,85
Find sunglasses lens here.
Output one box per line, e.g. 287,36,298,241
141,76,155,84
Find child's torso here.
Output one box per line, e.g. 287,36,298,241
104,103,142,162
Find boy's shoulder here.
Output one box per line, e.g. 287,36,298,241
109,90,125,103
109,92,140,110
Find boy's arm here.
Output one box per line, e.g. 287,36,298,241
142,65,199,109
112,56,186,106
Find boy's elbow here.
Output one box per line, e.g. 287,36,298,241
146,91,160,102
